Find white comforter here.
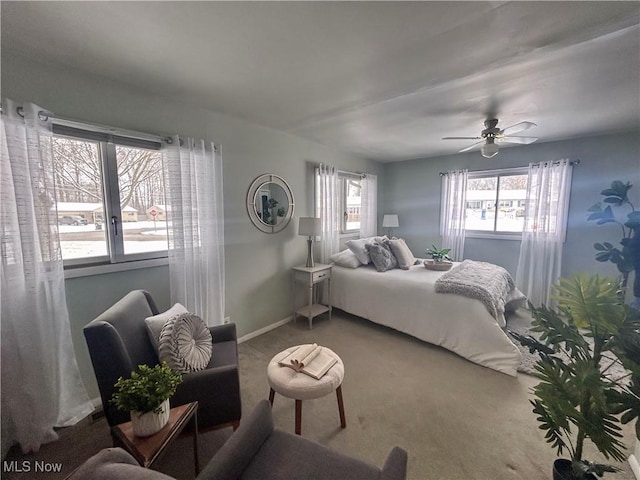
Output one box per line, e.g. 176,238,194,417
330,263,522,376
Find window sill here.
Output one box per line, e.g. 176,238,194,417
64,257,169,279
465,232,522,241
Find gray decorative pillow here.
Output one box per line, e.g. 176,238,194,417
345,236,389,264
158,312,213,374
365,242,398,272
144,303,189,354
387,238,417,270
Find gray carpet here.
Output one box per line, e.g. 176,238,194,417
506,309,630,381
3,310,637,480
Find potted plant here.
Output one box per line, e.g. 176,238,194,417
424,245,453,270
510,274,640,479
111,363,182,437
587,180,640,307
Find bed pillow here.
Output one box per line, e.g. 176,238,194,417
346,236,389,264
329,249,362,269
158,312,213,374
144,303,189,353
365,242,398,272
387,238,418,270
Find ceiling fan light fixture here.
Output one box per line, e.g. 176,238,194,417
481,142,499,158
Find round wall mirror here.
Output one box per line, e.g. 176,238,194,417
246,174,295,233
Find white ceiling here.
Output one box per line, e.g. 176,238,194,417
2,1,639,162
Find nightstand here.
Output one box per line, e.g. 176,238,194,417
291,264,332,329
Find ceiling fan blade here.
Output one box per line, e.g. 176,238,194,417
497,136,538,145
442,136,482,140
458,140,485,152
500,121,536,136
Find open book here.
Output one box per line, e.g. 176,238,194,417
278,344,338,380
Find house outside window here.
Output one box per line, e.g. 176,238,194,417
340,175,362,234
464,167,528,237
52,124,168,267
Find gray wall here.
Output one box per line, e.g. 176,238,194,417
2,52,381,399
381,131,640,281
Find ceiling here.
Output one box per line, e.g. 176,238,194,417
2,1,639,162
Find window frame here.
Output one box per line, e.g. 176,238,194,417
338,173,363,235
464,167,529,240
52,123,168,269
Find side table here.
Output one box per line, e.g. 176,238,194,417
291,264,332,329
111,401,199,475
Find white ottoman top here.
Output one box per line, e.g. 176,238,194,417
267,345,344,400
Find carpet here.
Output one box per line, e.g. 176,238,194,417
506,310,629,380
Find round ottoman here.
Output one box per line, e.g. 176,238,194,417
267,344,346,435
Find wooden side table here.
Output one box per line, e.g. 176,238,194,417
292,264,332,329
111,402,199,475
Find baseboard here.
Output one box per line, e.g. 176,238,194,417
238,316,292,344
630,440,640,480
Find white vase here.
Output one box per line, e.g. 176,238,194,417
130,399,170,437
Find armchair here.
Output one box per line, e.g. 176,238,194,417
68,400,408,480
84,290,241,432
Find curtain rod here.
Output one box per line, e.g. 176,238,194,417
439,159,580,176
3,104,220,151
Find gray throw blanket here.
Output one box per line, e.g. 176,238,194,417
435,260,516,320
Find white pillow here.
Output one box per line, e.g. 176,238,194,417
387,238,418,270
345,236,388,265
329,249,362,269
158,312,213,374
144,303,188,354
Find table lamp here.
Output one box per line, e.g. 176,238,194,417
382,214,399,237
299,217,321,268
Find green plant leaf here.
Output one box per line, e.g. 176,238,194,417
587,203,603,213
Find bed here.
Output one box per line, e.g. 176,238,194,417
329,261,524,376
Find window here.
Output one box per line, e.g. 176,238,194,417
465,168,528,235
339,175,362,233
52,124,167,266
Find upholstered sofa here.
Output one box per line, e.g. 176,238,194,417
84,290,241,431
69,400,407,480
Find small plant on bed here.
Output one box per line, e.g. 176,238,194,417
425,245,452,263
509,274,640,480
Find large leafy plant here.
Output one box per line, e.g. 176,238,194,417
111,363,182,414
587,181,640,297
510,274,640,479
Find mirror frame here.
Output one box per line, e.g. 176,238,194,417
246,173,295,233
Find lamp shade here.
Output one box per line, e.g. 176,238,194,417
481,142,499,158
382,214,399,228
299,217,321,236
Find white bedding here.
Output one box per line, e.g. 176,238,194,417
330,262,522,376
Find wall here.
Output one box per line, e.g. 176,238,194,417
381,131,640,282
2,52,381,399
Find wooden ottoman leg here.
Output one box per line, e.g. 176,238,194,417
295,400,302,435
269,388,275,406
336,385,346,428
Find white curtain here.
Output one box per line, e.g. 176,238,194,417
516,159,572,307
360,173,378,238
0,100,93,455
315,164,340,263
163,137,225,326
440,169,468,261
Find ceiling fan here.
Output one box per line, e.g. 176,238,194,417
443,119,538,158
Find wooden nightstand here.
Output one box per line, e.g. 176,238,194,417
291,264,332,329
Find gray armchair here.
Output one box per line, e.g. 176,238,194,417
68,400,408,480
84,290,241,432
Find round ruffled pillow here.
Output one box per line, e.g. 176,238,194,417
158,312,212,374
